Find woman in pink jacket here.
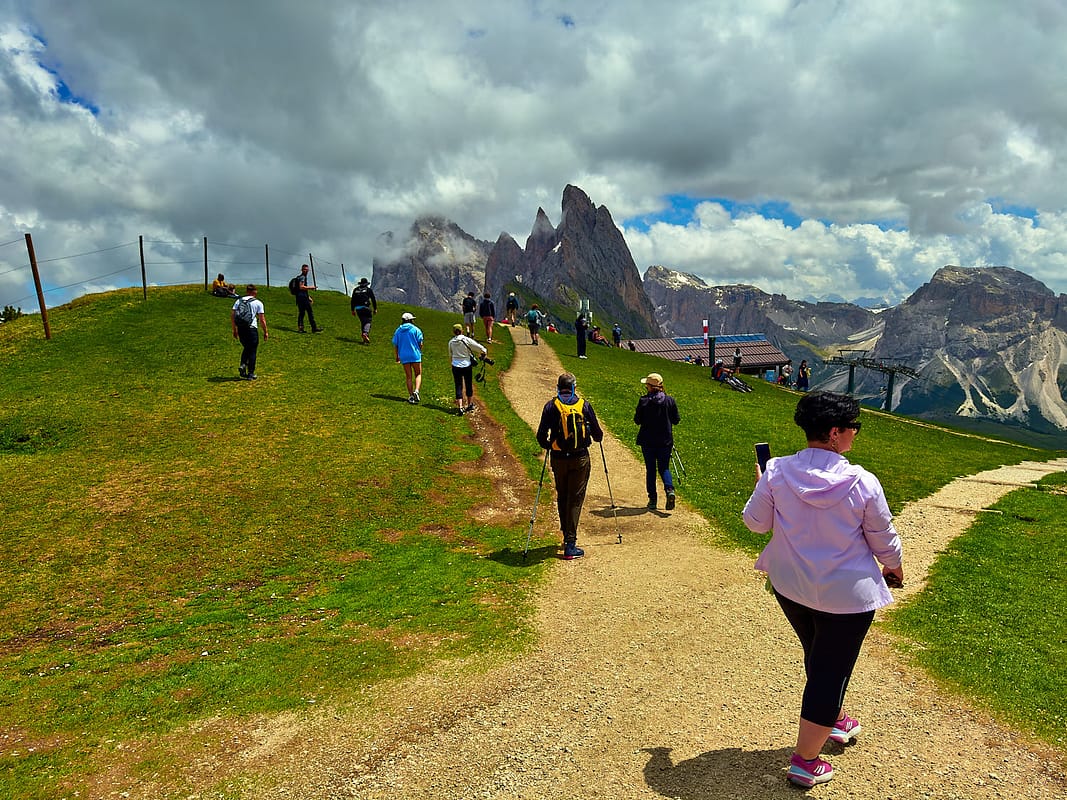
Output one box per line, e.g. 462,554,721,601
743,391,903,788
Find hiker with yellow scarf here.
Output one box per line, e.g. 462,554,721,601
536,373,604,560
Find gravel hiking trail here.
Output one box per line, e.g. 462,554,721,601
103,326,1066,800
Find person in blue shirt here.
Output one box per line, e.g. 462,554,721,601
392,312,425,404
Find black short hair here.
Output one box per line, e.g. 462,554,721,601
793,391,860,442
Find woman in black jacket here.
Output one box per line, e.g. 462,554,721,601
634,372,680,510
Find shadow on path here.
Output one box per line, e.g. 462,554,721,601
642,745,799,799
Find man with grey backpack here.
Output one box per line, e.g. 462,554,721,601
231,284,268,380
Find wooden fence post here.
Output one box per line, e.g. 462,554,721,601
24,233,51,340
264,244,270,287
139,236,147,301
203,237,208,291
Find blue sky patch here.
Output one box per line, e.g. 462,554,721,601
988,197,1039,224
622,194,805,232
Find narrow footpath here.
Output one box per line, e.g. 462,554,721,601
245,326,1066,800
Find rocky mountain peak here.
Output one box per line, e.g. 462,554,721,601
485,186,661,337
372,216,493,310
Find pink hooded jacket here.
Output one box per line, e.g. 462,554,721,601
743,448,902,614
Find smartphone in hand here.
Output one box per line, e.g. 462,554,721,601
755,442,771,472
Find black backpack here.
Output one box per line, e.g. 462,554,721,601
353,288,371,306
289,276,302,295
462,296,476,313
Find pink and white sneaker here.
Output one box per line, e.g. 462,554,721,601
829,714,862,744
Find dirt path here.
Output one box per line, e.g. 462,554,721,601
163,326,1066,799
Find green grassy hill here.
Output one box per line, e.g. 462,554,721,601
0,287,1062,797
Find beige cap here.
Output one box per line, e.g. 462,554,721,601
641,372,664,388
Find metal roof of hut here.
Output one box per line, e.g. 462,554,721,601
626,333,789,373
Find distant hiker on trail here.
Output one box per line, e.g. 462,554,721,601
505,292,520,325
536,372,604,560
526,304,545,345
392,312,424,404
575,313,589,359
350,278,377,344
743,391,903,789
231,284,268,381
634,372,680,511
461,292,477,336
797,359,811,392
447,323,487,414
291,264,322,334
478,292,496,341
732,346,742,373
212,273,237,298
612,323,622,347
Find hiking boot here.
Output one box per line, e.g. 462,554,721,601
787,754,833,787
647,498,656,509
239,365,247,379
312,327,323,333
465,404,475,413
408,394,416,404
246,373,257,381
412,390,420,403
665,491,676,510
362,333,370,344
829,714,861,744
562,543,584,560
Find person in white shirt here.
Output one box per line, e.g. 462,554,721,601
231,285,268,380
447,323,487,414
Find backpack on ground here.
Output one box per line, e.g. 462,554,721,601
552,395,591,452
289,276,302,295
233,297,254,326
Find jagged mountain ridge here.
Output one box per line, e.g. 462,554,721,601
484,185,661,337
647,263,1067,437
374,186,660,337
867,266,1067,434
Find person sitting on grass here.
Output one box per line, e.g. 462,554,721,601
212,273,238,298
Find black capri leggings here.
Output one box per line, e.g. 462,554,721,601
774,590,875,727
452,364,474,400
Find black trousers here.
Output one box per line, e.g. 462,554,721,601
774,590,874,727
550,452,590,544
577,332,587,357
297,297,317,330
237,323,259,375
451,364,474,400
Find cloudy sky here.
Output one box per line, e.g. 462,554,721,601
3,0,1067,312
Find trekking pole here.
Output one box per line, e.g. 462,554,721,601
599,441,622,544
671,444,687,482
522,449,551,561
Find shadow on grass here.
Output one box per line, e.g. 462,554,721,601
370,394,467,417
207,375,252,383
641,745,796,798
488,545,557,567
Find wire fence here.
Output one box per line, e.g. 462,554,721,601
0,233,363,316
